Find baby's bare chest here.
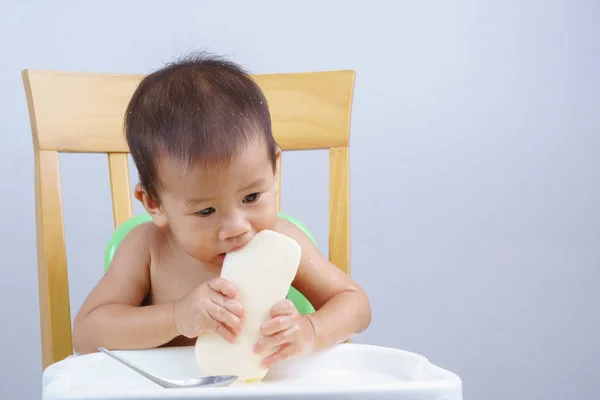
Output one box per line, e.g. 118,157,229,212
147,253,219,305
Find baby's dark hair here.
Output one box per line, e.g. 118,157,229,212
124,52,277,201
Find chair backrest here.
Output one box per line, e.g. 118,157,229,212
22,67,355,370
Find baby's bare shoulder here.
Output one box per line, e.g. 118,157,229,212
274,216,297,234
113,221,165,266
122,221,158,248
275,216,310,243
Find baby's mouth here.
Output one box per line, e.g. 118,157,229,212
217,253,226,264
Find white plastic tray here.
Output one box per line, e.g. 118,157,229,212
42,343,462,399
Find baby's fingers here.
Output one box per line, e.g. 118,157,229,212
207,318,237,344
260,343,299,369
270,299,297,317
208,278,238,299
254,324,301,354
260,315,294,336
206,298,243,336
209,291,245,321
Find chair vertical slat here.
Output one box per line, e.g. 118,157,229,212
329,147,350,275
34,150,72,369
277,152,282,211
107,153,133,229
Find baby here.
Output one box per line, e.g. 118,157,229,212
72,53,372,370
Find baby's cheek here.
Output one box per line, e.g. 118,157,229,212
261,207,279,231
179,234,216,261
191,242,216,259
250,199,277,229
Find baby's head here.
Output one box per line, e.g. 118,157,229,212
125,53,280,265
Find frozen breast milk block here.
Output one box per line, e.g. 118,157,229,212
195,230,302,382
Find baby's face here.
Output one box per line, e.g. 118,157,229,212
156,138,279,266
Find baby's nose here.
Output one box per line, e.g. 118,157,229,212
218,215,251,241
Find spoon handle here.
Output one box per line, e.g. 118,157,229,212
98,347,172,388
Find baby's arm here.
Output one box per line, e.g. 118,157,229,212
72,224,178,354
277,219,372,351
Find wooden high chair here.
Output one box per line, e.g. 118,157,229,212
22,67,355,371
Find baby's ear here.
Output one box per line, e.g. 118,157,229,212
134,184,168,227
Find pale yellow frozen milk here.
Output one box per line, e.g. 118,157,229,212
194,230,302,382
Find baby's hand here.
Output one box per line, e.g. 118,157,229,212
254,299,316,369
173,278,244,343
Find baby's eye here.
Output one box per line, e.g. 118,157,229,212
243,193,260,203
196,207,215,217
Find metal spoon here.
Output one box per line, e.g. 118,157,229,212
98,347,237,388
